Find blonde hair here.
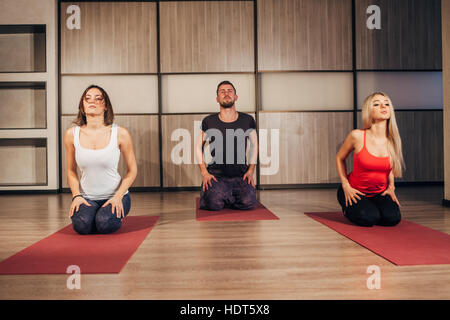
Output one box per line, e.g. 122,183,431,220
361,92,405,177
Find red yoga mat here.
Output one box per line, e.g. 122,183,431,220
305,212,450,266
0,215,159,275
196,198,279,221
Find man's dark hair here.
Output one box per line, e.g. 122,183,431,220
216,80,236,96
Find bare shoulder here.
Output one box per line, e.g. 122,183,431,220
349,129,364,142
341,129,364,150
348,129,365,152
64,126,74,143
65,126,74,136
117,126,132,142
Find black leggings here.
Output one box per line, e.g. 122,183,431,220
337,185,401,227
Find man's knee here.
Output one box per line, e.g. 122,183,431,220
236,193,257,210
201,193,225,211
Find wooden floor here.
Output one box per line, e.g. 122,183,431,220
0,186,449,300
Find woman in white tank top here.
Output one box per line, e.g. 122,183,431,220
64,85,137,234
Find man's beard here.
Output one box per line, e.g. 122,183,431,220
220,100,234,109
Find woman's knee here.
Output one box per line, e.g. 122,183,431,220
337,185,346,209
345,207,380,227
72,214,94,235
71,201,99,235
380,209,401,226
95,208,122,234
376,195,402,226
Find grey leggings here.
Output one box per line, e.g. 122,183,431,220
71,193,131,235
200,176,257,211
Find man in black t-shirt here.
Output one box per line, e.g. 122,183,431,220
195,81,258,211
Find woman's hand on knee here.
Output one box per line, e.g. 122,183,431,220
381,185,401,207
102,196,124,218
69,197,91,218
342,183,365,207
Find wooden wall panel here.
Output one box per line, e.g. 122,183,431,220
162,113,256,187
0,85,46,128
357,111,444,182
162,114,206,187
396,111,443,182
61,2,157,74
160,1,254,73
0,31,45,72
356,0,442,70
260,72,353,111
60,115,160,189
61,75,159,114
356,71,443,109
258,0,352,71
0,139,46,185
162,74,255,113
114,115,160,187
259,112,353,184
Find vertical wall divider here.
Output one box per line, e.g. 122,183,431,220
352,0,358,129
58,0,62,191
253,0,260,189
156,0,163,188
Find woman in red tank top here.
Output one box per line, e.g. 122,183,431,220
336,92,405,227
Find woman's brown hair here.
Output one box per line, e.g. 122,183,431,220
73,85,114,126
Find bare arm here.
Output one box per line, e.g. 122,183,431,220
195,130,217,191
248,129,258,167
387,171,395,188
336,130,357,187
243,129,258,187
195,130,209,176
336,130,366,206
381,171,401,206
64,128,81,197
64,128,91,217
115,127,137,198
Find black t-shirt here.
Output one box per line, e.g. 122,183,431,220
201,112,256,177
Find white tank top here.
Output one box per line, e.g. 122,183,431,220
73,124,128,200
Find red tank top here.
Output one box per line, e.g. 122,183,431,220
347,130,391,196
